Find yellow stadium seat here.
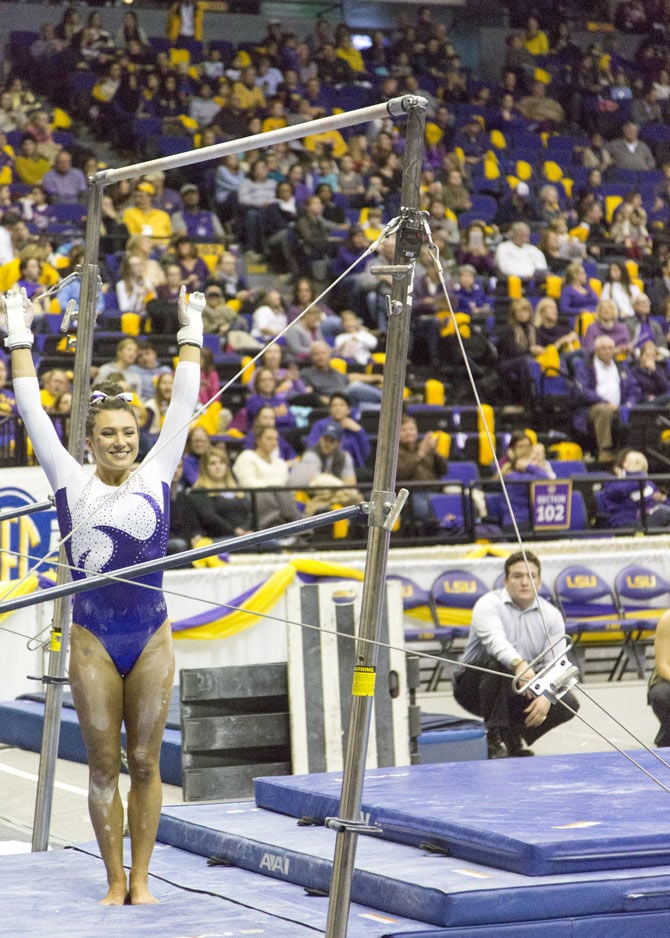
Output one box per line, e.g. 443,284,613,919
490,129,507,150
169,48,190,66
545,274,563,299
121,312,142,336
543,160,564,182
625,259,639,280
515,160,533,181
589,277,602,297
330,357,347,374
605,194,623,223
575,311,596,337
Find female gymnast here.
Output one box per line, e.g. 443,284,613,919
2,285,204,906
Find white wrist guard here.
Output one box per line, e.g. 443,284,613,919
4,291,34,350
177,292,205,348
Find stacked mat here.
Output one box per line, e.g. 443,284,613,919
157,753,670,936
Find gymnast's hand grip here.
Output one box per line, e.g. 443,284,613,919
177,285,205,348
2,288,35,350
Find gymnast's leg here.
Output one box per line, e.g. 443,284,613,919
69,623,127,905
123,620,175,905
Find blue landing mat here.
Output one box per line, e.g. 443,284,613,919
0,692,182,786
254,752,670,876
0,842,437,938
158,800,670,929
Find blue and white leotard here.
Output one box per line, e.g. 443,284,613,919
14,361,200,677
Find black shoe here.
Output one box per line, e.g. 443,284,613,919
487,730,509,759
507,730,535,757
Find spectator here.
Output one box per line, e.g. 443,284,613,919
610,202,652,261
187,448,253,539
450,264,491,320
457,221,495,277
572,333,640,463
580,131,614,174
284,306,326,363
583,298,634,357
500,443,554,531
182,424,212,486
142,370,175,446
256,344,309,399
42,150,87,205
23,109,60,163
395,412,450,527
596,450,670,528
39,367,70,410
453,550,578,758
289,421,363,516
300,340,383,407
626,294,667,353
631,85,664,127
495,297,543,402
535,297,579,355
95,338,142,394
559,260,600,318
493,183,542,231
201,283,255,349
122,182,172,251
207,250,254,310
243,404,296,461
244,367,296,433
169,236,209,292
606,122,656,171
14,136,51,187
304,391,371,470
232,425,302,531
214,153,243,220
237,159,276,259
517,80,565,131
170,183,225,241
121,234,166,292
649,255,670,317
114,252,155,319
293,195,340,282
99,193,131,257
333,309,378,366
523,17,549,56
128,339,172,401
631,340,670,404
146,262,183,335
251,288,287,342
600,260,642,320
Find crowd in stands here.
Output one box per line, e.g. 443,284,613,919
2,1,670,547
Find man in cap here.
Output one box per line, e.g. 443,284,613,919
171,183,225,241
289,419,362,514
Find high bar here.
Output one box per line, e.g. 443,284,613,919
96,95,427,187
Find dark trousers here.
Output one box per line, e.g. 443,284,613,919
648,679,670,747
453,654,579,744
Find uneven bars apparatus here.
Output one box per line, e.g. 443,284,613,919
27,94,426,938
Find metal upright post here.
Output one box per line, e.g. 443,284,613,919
32,178,104,851
324,98,427,938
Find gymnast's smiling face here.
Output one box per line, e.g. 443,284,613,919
86,410,140,485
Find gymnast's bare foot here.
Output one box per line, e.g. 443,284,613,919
129,878,159,905
100,881,128,906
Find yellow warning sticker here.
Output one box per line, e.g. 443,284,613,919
352,665,376,696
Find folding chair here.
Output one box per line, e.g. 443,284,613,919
614,565,670,679
555,565,641,680
426,568,489,691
